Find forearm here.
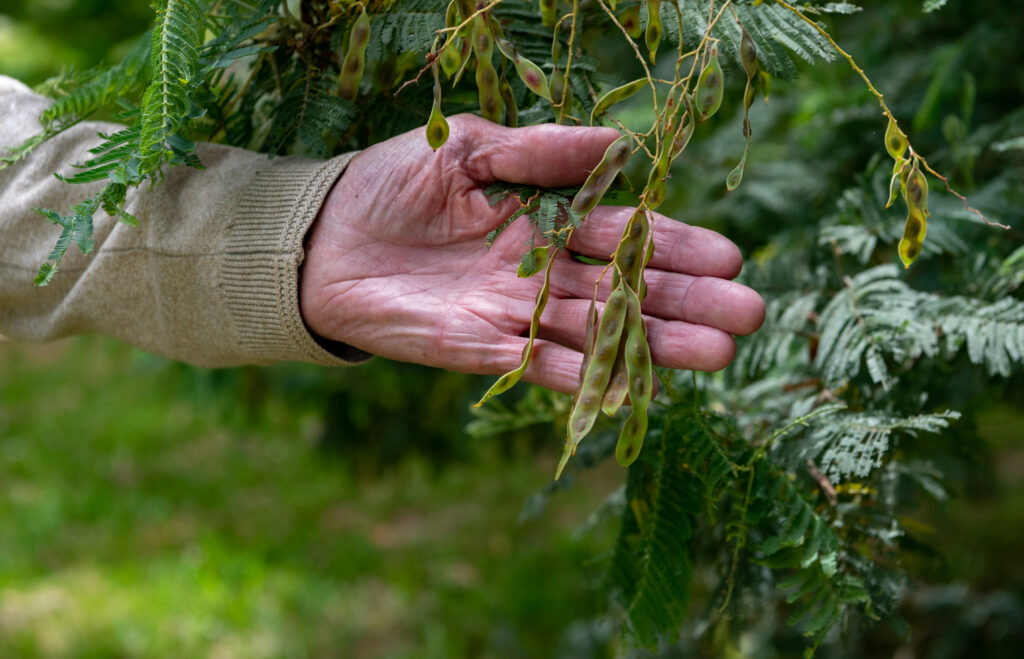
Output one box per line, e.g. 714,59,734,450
0,75,370,367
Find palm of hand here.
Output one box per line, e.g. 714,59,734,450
301,115,766,393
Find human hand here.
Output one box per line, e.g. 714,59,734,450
300,114,765,393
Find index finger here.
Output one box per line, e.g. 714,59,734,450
567,205,744,279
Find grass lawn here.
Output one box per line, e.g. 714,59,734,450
0,336,620,658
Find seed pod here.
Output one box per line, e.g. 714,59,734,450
338,8,371,101
551,21,563,64
590,78,647,125
898,159,929,269
898,207,927,269
540,0,557,27
613,209,649,289
426,101,449,150
570,134,633,217
549,68,567,110
515,58,551,101
645,0,662,65
446,0,459,28
474,246,559,408
473,15,503,123
621,6,642,39
578,297,599,383
439,39,463,78
726,148,747,191
694,44,724,122
884,116,907,162
615,287,652,467
905,158,929,216
558,283,630,478
740,25,758,80
601,344,629,416
499,76,518,127
885,160,908,209
671,107,695,158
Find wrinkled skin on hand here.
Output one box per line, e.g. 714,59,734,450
300,114,765,393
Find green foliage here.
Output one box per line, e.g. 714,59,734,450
5,0,1023,655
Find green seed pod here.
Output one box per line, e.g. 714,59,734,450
885,160,908,209
540,0,557,27
726,149,747,191
740,25,758,80
671,109,695,158
439,39,463,78
446,0,459,28
905,158,929,216
473,16,503,123
558,283,630,479
645,0,662,65
621,6,642,39
694,44,724,122
472,15,493,61
338,8,371,102
898,207,927,269
613,209,649,289
615,287,652,467
578,297,599,383
549,68,567,110
474,246,559,408
515,57,551,101
601,344,629,416
571,134,633,217
426,101,449,151
499,76,518,127
590,78,647,125
494,35,516,61
885,116,907,162
898,159,929,269
551,21,563,64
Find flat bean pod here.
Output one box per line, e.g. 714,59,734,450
601,344,630,416
615,287,653,467
621,6,642,39
898,159,929,269
499,76,518,127
694,44,724,122
473,15,503,122
540,0,557,27
885,116,908,161
570,134,632,217
557,283,630,478
590,78,647,125
338,8,371,101
645,0,662,64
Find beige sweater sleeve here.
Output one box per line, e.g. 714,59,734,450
0,75,371,367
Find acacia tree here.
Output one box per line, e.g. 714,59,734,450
3,0,1022,654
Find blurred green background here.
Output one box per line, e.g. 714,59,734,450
2,1,1023,657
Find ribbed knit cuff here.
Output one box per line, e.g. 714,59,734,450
222,151,372,366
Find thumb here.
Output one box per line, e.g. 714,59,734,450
455,114,623,188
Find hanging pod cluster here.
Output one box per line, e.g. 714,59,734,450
424,1,558,150
882,116,930,268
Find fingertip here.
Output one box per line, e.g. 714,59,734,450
733,287,766,336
